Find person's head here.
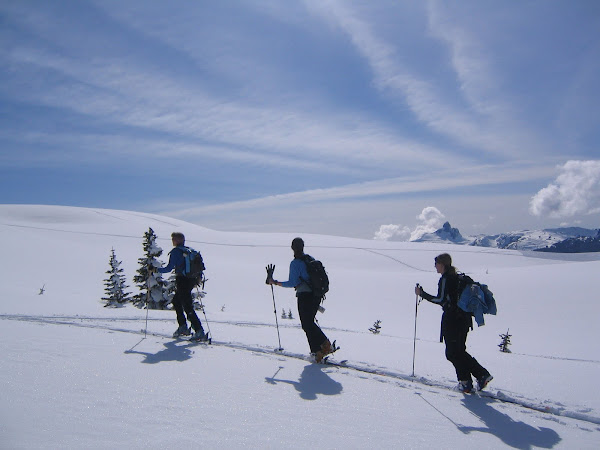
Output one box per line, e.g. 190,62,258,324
434,253,456,275
291,237,304,258
171,232,185,246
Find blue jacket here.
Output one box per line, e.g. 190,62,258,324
280,257,312,296
458,284,487,326
458,283,497,327
158,246,185,275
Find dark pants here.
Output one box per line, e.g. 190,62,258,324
297,292,328,353
442,310,489,382
172,276,203,332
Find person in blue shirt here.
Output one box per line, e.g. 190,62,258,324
268,238,332,362
416,253,492,393
158,232,206,341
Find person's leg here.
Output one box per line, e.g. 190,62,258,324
177,277,203,332
443,315,471,382
171,287,188,329
297,293,327,353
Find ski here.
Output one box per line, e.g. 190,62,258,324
322,356,348,366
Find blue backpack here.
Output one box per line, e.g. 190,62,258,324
456,273,497,327
177,246,205,283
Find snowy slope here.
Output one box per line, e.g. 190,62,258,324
1,205,599,449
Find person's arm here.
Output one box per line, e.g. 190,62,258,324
273,259,306,288
158,249,182,274
419,277,446,305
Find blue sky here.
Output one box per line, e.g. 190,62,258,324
1,0,599,239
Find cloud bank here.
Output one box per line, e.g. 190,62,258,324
530,160,600,218
374,206,446,241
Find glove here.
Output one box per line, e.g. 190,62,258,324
415,283,422,296
265,264,275,285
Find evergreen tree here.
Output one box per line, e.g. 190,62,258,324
133,228,169,309
165,273,177,304
281,308,287,319
287,309,293,320
369,320,382,334
498,329,512,353
102,248,131,307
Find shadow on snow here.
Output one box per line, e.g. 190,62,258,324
265,363,343,400
124,338,202,364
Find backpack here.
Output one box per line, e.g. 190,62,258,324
178,246,205,283
456,273,497,327
301,254,329,300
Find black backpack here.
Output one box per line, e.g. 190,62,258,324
301,254,329,300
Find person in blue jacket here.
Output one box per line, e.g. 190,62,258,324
158,232,206,341
416,253,493,393
268,238,332,362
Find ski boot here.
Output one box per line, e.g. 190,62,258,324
315,339,333,363
189,329,208,342
458,379,474,394
477,374,493,391
173,325,191,338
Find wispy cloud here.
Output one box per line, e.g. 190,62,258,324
2,11,459,175
305,0,551,159
161,161,558,219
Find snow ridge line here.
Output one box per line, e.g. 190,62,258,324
2,313,600,426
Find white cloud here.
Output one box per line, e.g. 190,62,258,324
372,206,445,241
530,160,600,218
373,224,411,241
410,206,446,240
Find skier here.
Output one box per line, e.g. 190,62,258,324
157,232,207,341
267,237,333,362
416,253,493,393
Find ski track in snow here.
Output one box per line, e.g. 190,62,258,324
2,313,599,426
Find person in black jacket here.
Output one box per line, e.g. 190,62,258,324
416,253,493,393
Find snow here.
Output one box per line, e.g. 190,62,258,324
1,204,599,449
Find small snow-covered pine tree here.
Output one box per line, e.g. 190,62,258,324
287,309,293,319
133,228,169,309
498,329,512,353
369,320,382,334
102,248,131,307
281,308,287,319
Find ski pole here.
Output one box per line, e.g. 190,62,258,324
196,285,212,339
411,284,421,377
271,284,283,351
266,264,283,351
144,293,149,338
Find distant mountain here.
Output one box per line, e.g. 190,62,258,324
412,222,467,244
535,229,600,253
414,222,600,253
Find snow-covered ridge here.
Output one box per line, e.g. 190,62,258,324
413,221,600,252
